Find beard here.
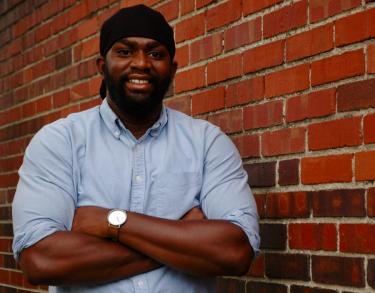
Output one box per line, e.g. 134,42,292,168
104,66,172,119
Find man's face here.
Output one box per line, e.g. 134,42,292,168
102,37,177,118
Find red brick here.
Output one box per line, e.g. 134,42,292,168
247,282,287,293
76,16,98,40
36,95,52,113
196,0,214,9
164,96,191,115
245,162,276,187
207,0,241,31
224,18,261,52
247,253,264,277
22,102,36,118
265,64,310,98
340,224,375,254
71,81,90,101
262,127,305,157
289,223,337,251
312,256,364,287
368,44,375,73
308,117,361,151
231,134,260,159
264,0,307,38
301,154,353,184
311,50,365,86
225,76,264,107
368,259,375,289
266,253,309,280
335,8,375,47
207,109,242,134
243,40,284,73
191,87,225,115
337,78,375,112
35,22,51,43
278,159,299,186
180,0,194,15
266,192,310,218
190,33,222,64
355,150,375,181
175,65,205,93
216,278,246,292
74,36,99,62
286,23,333,62
368,188,375,217
286,88,336,122
243,100,283,130
255,194,266,218
207,54,242,85
243,0,283,15
290,285,336,293
156,0,179,21
310,0,361,23
175,13,205,43
175,44,189,68
260,224,286,249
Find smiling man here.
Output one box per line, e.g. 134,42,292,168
12,5,260,293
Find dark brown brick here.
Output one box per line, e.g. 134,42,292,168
312,255,365,287
55,48,72,70
312,189,366,217
290,285,337,293
3,254,16,269
266,192,310,219
368,188,375,217
266,253,309,280
368,259,375,289
337,78,375,111
246,281,287,293
216,278,246,293
259,224,286,250
0,286,16,293
245,162,276,187
278,159,299,186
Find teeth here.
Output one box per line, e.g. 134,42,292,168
129,79,149,84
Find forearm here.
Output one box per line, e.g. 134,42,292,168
19,231,160,286
119,212,253,276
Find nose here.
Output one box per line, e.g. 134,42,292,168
130,51,151,71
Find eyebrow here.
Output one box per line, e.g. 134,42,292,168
116,39,166,51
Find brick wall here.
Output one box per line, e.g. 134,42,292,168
1,0,374,292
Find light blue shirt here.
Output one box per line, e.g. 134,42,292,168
12,98,260,293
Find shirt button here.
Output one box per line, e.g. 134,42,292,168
135,175,142,182
137,280,145,288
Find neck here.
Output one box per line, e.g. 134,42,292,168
107,97,162,139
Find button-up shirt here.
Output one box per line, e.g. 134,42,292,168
12,98,260,293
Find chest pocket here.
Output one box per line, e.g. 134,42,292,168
154,172,201,219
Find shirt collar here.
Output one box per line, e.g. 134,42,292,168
99,97,168,140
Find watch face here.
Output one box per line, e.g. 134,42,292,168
108,210,127,226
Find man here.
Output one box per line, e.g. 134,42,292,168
12,5,260,292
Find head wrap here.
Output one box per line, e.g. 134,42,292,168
99,5,175,99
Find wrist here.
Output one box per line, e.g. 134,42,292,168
107,209,127,241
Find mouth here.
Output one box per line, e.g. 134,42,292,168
125,77,153,92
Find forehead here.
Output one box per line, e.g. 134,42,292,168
113,37,167,50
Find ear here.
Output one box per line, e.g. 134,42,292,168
96,56,105,76
170,61,178,80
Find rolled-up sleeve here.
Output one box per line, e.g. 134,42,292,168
12,122,77,260
200,127,260,256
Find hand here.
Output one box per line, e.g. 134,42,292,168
181,206,206,221
72,206,110,239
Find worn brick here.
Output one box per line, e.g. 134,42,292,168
243,40,284,73
286,23,333,62
247,281,287,293
335,8,375,47
248,253,264,277
207,109,242,134
311,189,365,217
265,64,309,98
337,78,375,112
278,159,299,186
355,150,375,181
266,192,310,219
225,76,264,107
191,87,225,115
368,259,375,289
368,188,375,217
264,0,307,38
216,278,246,293
340,224,375,254
243,100,283,130
301,154,353,184
190,33,222,64
311,50,365,86
231,134,260,159
207,54,242,85
224,18,261,52
175,44,189,68
207,0,241,31
310,0,361,23
156,0,179,21
262,127,305,157
286,88,336,122
312,255,364,287
308,117,361,151
243,0,283,15
245,162,276,187
266,253,309,280
175,65,205,94
175,13,205,43
290,285,337,293
260,224,286,250
368,44,375,73
289,223,336,251
164,95,191,116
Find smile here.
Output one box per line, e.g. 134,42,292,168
129,79,149,84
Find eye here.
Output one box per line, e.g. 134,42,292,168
117,48,132,56
148,51,165,59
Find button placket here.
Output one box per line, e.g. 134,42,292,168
130,143,146,213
